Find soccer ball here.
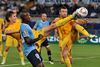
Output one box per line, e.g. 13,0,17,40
77,7,88,17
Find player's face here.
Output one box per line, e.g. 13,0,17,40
59,8,68,18
9,13,17,23
24,13,31,21
41,14,47,21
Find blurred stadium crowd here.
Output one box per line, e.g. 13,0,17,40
0,0,100,18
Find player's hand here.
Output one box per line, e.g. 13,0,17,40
35,43,39,48
38,34,44,40
5,30,13,34
72,9,79,18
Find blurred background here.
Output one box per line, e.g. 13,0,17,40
0,0,100,44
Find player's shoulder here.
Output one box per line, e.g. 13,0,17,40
52,17,60,23
16,18,21,23
54,17,60,21
21,23,29,27
36,20,41,23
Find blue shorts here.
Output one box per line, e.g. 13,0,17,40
27,49,43,67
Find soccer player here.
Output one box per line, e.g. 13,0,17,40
0,18,4,56
20,14,45,67
53,6,96,67
1,10,25,65
34,13,54,64
5,8,85,67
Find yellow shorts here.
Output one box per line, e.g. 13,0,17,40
5,35,18,47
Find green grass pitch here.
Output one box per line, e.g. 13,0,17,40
0,43,100,67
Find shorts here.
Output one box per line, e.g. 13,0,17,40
41,39,49,47
5,35,18,47
27,49,43,67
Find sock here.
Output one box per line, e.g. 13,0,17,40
55,15,74,27
0,44,2,54
65,56,72,67
2,51,8,61
19,51,24,62
75,24,89,37
47,50,52,61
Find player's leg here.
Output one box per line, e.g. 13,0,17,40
59,40,64,64
0,32,2,56
74,24,90,37
1,46,10,64
69,49,72,64
15,39,25,65
26,49,44,67
19,0,36,13
0,42,2,56
61,35,72,67
24,0,35,10
1,36,12,64
62,46,72,67
44,39,54,64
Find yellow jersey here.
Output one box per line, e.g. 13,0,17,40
5,18,21,40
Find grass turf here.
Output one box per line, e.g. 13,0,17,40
0,43,100,67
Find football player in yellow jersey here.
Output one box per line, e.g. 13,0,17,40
53,6,96,67
0,18,4,56
3,8,89,66
1,10,25,65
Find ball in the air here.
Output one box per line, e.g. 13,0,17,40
77,7,88,17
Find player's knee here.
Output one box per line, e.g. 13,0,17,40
46,47,51,51
5,46,9,51
62,50,68,59
17,46,22,52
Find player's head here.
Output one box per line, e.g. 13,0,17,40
5,11,17,23
59,6,68,18
40,13,47,21
20,11,31,23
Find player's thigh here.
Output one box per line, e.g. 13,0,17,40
13,38,18,47
5,36,13,47
27,49,43,67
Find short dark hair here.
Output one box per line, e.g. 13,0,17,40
59,6,67,12
20,11,30,23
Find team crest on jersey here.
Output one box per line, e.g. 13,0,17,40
24,29,28,34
